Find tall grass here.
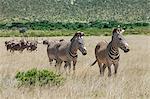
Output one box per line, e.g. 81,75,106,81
0,36,150,99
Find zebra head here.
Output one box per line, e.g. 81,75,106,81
70,31,87,55
112,28,130,53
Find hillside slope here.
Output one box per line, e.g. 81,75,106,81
0,0,150,22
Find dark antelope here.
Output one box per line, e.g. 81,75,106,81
91,28,130,77
5,39,28,52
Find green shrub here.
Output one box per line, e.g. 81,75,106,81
15,68,65,87
0,21,149,31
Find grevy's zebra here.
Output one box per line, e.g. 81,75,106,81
91,28,130,77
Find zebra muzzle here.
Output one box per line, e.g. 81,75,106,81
124,48,130,53
83,47,87,55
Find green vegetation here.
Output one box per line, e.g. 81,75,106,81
0,20,149,30
15,68,65,87
0,27,150,37
0,20,149,37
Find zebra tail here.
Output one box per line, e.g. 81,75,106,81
90,60,97,66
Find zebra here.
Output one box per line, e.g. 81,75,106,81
91,28,130,77
46,31,87,73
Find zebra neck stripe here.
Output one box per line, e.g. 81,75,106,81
69,46,78,58
69,50,78,58
108,53,120,60
108,46,120,60
110,46,119,56
109,49,119,56
111,46,118,53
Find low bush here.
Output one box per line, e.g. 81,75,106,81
15,68,65,87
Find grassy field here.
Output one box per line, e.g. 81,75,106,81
0,36,150,99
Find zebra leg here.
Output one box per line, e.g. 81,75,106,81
68,62,71,74
58,61,63,72
55,60,59,71
47,55,53,66
114,62,119,75
73,60,77,72
55,59,62,73
102,64,106,75
11,50,14,53
98,61,103,76
10,49,12,52
107,64,112,77
64,61,71,74
49,59,53,66
64,61,68,72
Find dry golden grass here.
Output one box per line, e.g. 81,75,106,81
0,36,150,99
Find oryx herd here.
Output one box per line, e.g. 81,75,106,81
4,28,130,77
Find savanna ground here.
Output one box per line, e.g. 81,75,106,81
0,35,150,99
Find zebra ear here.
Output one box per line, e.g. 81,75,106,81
113,28,125,35
113,28,118,33
75,31,81,36
70,33,77,42
112,28,118,35
120,29,125,34
70,38,73,42
75,31,85,37
71,31,84,41
80,32,84,36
